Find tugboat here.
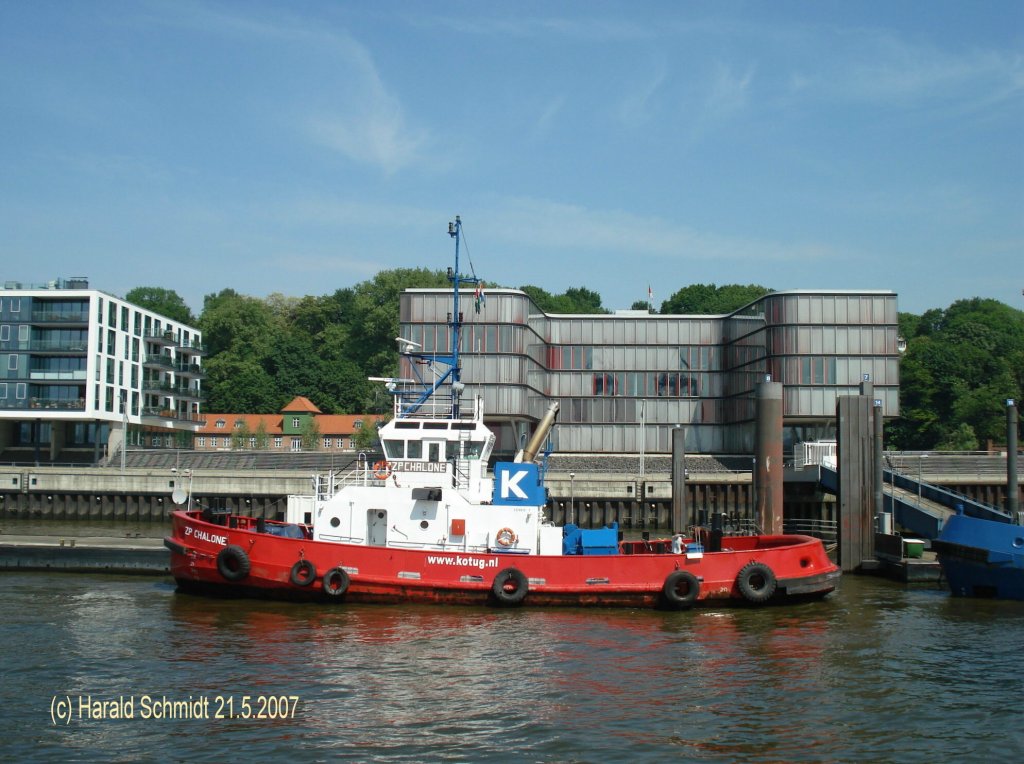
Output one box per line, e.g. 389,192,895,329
165,217,840,609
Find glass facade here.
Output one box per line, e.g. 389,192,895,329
400,288,899,456
0,283,203,461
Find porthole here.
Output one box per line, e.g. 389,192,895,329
420,520,429,530
330,517,340,528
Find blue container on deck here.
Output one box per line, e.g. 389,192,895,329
562,523,619,555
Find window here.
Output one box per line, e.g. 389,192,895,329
290,437,301,452
274,436,282,448
354,419,363,429
323,437,332,449
16,382,26,399
215,419,225,428
10,298,20,313
292,417,300,428
234,419,244,429
0,382,6,399
0,326,8,342
198,437,206,448
249,437,256,448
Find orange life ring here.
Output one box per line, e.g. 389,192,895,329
373,461,392,480
495,527,517,547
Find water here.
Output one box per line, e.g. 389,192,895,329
1,573,1022,762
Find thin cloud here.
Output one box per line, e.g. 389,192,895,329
485,197,843,264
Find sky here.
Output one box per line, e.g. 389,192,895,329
1,1,1022,317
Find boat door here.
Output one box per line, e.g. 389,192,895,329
426,440,445,464
368,509,388,546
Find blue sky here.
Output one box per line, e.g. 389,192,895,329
1,1,1021,317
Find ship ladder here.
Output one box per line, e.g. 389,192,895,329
454,428,472,491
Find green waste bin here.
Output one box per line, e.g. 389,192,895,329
902,538,924,559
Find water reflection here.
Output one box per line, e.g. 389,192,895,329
4,574,1024,761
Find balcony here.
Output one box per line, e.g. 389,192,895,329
175,362,206,379
177,340,207,357
30,310,89,324
143,353,175,371
28,340,89,353
141,407,206,425
29,397,87,411
144,331,177,347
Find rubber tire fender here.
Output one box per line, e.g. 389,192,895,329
290,559,317,587
322,567,350,598
662,570,700,609
216,545,251,582
736,561,778,604
492,567,529,606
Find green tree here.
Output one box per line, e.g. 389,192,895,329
517,285,609,314
300,417,322,451
891,298,1023,450
661,284,773,314
254,420,270,450
231,420,252,450
125,287,196,325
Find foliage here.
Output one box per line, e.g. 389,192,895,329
517,285,609,314
660,284,773,314
300,417,321,451
889,298,1024,450
125,287,196,325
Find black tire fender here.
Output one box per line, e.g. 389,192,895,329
322,567,350,598
662,570,700,609
290,559,317,587
736,561,777,604
492,567,529,606
216,545,251,582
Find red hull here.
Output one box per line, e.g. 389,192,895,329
166,511,840,608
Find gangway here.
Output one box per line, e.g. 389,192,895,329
816,459,1010,539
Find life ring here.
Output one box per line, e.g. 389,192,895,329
736,561,777,604
290,559,317,587
373,461,392,480
322,567,350,598
216,545,251,582
495,527,518,547
492,567,528,606
662,570,700,609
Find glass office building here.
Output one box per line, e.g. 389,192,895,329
0,279,203,462
400,288,899,456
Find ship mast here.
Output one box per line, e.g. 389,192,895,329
394,215,480,418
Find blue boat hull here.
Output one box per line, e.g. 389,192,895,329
933,514,1024,601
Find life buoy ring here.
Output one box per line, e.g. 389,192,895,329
492,567,528,606
373,461,392,480
216,545,251,582
290,559,317,587
662,570,700,609
322,567,350,598
495,527,517,547
736,561,777,604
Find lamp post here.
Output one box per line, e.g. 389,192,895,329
918,453,928,507
569,472,575,525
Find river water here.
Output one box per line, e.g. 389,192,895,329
1,569,1022,763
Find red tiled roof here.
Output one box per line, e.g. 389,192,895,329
281,396,321,413
197,412,384,437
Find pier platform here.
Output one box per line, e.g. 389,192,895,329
0,534,169,575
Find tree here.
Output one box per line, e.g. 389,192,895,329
661,284,773,314
126,287,196,325
891,298,1024,450
517,285,609,314
300,417,321,451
